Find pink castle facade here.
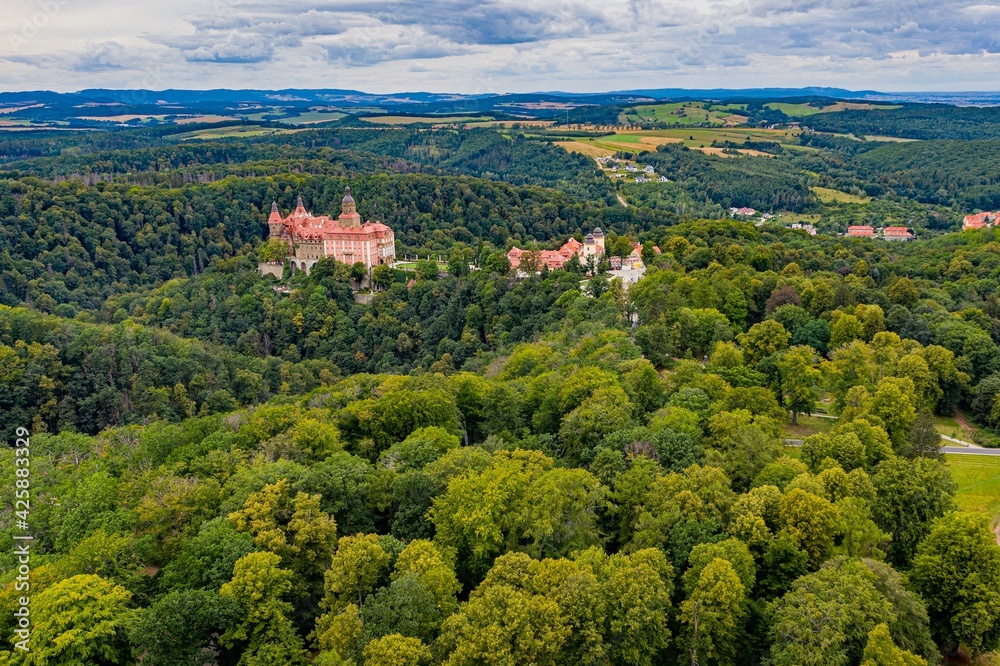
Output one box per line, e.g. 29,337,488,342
265,187,395,275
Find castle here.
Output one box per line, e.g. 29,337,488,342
261,187,396,277
507,227,606,271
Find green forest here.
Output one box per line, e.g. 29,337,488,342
1,102,1000,666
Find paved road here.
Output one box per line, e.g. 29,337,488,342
784,440,1000,456
941,446,1000,456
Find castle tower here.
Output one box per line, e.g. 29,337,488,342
267,201,284,239
338,186,362,227
591,227,606,253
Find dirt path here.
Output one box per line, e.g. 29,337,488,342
954,409,978,441
995,522,1000,546
617,193,629,208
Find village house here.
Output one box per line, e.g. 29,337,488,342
260,187,396,277
847,225,875,238
883,226,915,241
789,223,817,236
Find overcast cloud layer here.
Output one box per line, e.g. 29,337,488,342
1,0,999,92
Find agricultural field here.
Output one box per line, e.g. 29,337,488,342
173,114,233,124
275,110,347,124
552,140,617,158
173,125,303,140
550,126,802,156
74,113,237,125
237,108,346,124
465,119,555,128
75,114,170,122
360,114,495,125
765,101,903,116
862,135,921,142
622,101,748,125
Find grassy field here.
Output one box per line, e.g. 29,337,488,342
946,454,1000,517
553,140,617,158
465,120,555,128
935,414,971,441
812,186,870,204
360,115,494,125
623,102,747,126
766,102,902,116
548,127,801,158
782,445,802,459
174,115,233,125
781,414,836,440
278,111,347,125
76,114,169,122
174,125,302,140
863,135,921,142
394,260,447,271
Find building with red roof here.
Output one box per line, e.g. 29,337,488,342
882,226,914,241
263,187,395,276
963,212,999,230
508,228,606,271
847,225,875,238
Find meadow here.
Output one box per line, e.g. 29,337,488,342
812,186,871,204
550,126,803,158
765,101,902,116
946,454,1000,517
174,125,303,140
622,101,748,125
360,114,495,125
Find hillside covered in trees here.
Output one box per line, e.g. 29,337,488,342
1,112,1000,666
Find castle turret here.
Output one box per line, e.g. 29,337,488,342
293,195,309,218
267,201,284,239
338,186,362,227
591,227,605,251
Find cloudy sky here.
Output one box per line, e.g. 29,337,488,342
2,0,999,93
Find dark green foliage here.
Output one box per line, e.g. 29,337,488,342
4,106,1000,666
159,518,256,592
129,589,241,666
807,104,1000,140
642,143,817,212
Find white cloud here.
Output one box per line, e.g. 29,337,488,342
0,0,998,91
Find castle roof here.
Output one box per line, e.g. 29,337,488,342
270,191,393,242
